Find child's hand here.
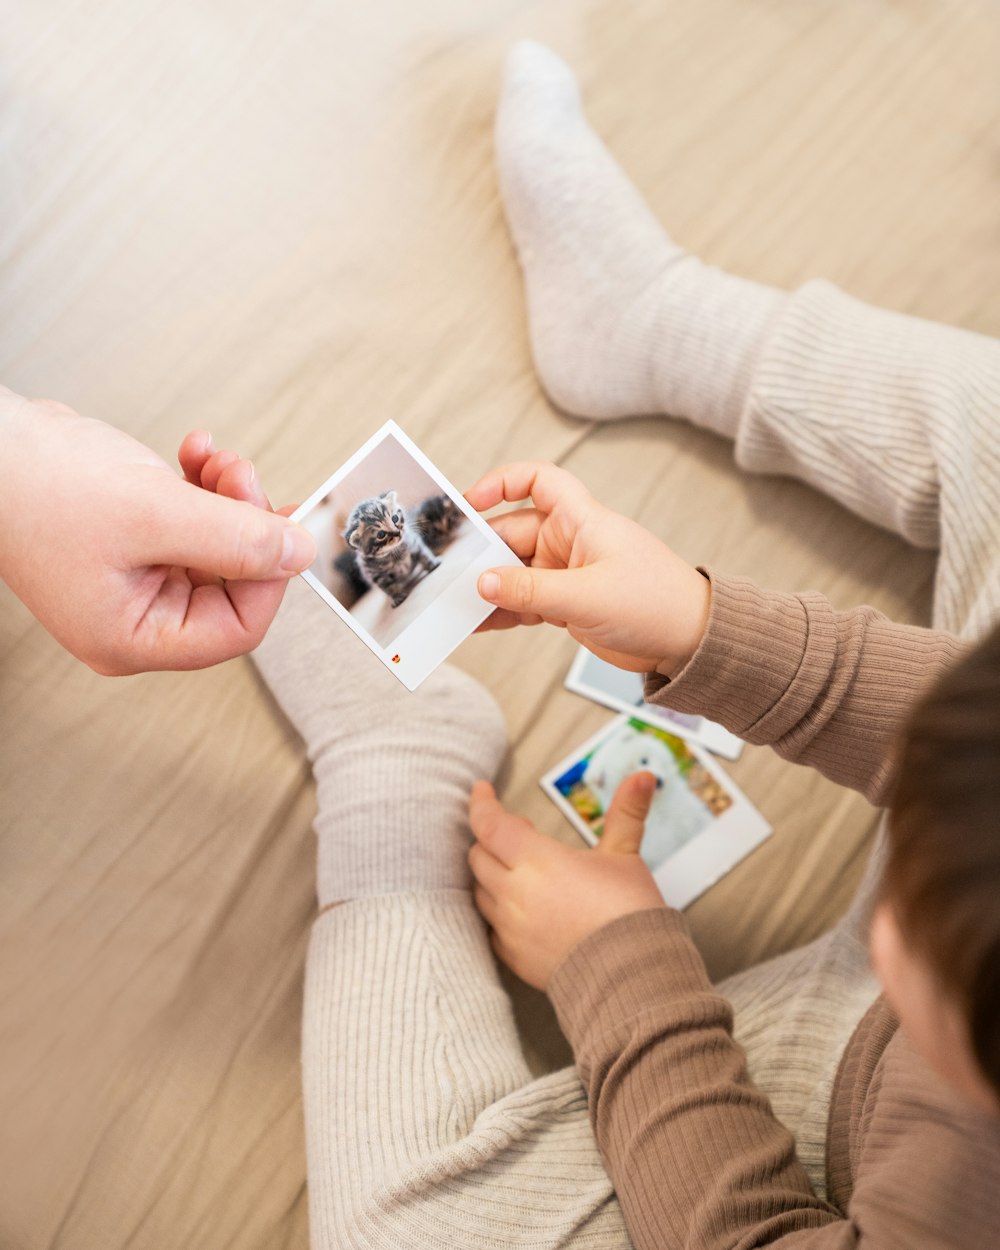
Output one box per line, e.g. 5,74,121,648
468,773,667,992
466,461,710,679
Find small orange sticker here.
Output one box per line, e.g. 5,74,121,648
391,654,401,663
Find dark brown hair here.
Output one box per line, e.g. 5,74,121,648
886,621,1000,1097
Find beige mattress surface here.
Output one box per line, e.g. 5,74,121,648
2,2,998,1246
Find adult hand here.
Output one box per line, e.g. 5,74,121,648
0,387,316,674
465,461,710,678
468,773,666,992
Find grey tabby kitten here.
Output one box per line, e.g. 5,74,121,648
411,494,464,554
343,490,440,608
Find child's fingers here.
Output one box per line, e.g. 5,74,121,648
470,778,497,804
469,780,534,866
473,607,545,633
488,928,515,974
472,882,499,928
477,563,594,628
468,842,507,895
465,461,593,521
599,771,657,856
178,429,215,484
486,508,545,560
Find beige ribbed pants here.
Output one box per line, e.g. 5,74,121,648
297,283,1000,1248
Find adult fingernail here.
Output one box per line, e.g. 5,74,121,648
281,524,316,572
479,571,500,601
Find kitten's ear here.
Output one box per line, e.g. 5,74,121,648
345,524,363,549
382,490,399,510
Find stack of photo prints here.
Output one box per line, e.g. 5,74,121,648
543,651,772,909
293,419,770,910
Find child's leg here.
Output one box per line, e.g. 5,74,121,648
497,41,1000,639
253,584,629,1250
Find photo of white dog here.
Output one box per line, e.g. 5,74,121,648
564,647,744,760
541,714,771,909
582,721,714,865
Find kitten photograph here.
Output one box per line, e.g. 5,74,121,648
336,492,466,606
343,490,440,608
295,428,490,651
412,495,464,554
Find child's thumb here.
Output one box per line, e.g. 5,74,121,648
598,772,657,856
477,564,587,624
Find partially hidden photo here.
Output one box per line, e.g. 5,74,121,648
541,714,770,910
565,647,744,760
292,421,519,691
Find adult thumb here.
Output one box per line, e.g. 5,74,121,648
599,772,657,856
477,564,588,623
142,485,317,580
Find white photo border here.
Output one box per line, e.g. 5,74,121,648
291,420,520,691
540,712,770,909
564,646,744,760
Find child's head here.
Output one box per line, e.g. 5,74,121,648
871,622,1000,1114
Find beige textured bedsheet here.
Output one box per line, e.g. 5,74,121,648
1,2,997,1246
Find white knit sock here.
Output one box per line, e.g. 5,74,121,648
251,580,508,906
496,40,788,437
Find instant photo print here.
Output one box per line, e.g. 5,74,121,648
292,421,519,690
565,647,744,760
541,714,771,909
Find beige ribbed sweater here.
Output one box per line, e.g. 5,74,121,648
251,276,1000,1248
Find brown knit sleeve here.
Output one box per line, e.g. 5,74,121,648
644,570,968,805
549,907,1000,1250
548,907,861,1249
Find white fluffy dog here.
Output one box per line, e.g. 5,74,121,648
583,724,711,865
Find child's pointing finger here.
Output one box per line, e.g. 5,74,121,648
598,771,657,856
486,507,545,559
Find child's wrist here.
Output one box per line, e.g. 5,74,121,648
655,568,711,680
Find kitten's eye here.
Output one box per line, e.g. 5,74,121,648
639,757,649,766
377,529,387,539
393,513,402,524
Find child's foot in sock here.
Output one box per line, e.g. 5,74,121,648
495,40,787,437
251,579,507,906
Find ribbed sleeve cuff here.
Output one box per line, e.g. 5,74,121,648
643,568,968,803
643,568,818,738
548,907,723,1064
